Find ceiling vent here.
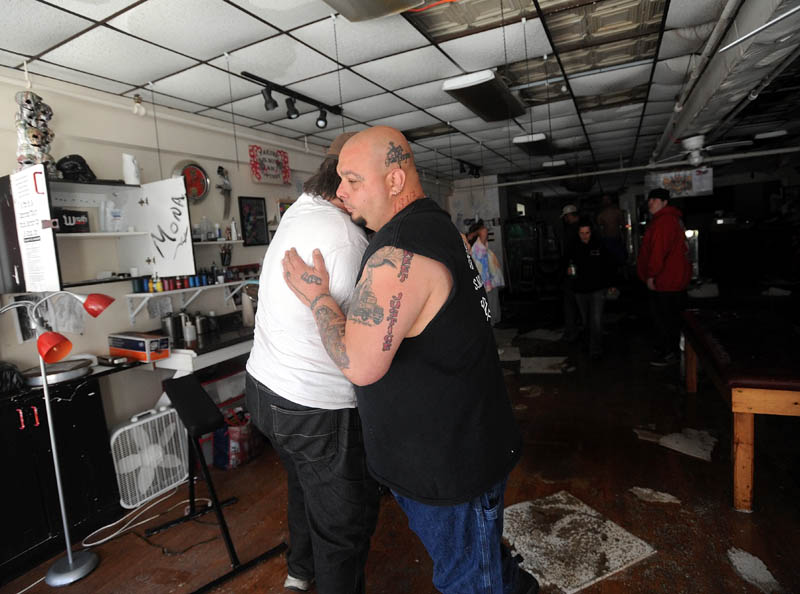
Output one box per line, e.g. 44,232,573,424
442,70,526,122
322,0,423,21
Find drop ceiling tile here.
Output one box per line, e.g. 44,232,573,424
197,108,264,127
569,63,651,97
109,0,277,61
395,79,453,108
517,99,578,122
426,102,476,122
648,83,682,102
352,47,461,91
312,120,368,139
645,101,675,116
1,1,91,55
228,0,333,31
642,113,671,127
640,124,666,136
653,55,693,85
582,102,643,124
525,114,583,134
0,50,25,68
585,117,640,134
288,70,382,105
341,93,415,122
589,129,638,143
26,60,133,94
123,89,207,112
451,116,501,133
41,26,196,86
417,133,474,150
367,111,438,130
292,14,428,65
152,65,262,106
220,91,317,122
665,0,726,29
48,0,138,21
471,126,519,142
210,34,335,86
658,24,713,60
439,18,551,72
252,121,302,137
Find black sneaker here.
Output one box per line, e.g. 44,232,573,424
515,570,540,594
650,352,678,367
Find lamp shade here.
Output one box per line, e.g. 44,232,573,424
37,332,73,363
82,293,114,317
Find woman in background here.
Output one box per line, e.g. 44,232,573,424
468,219,505,326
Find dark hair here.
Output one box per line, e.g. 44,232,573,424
577,215,594,231
466,219,485,246
647,188,670,201
303,156,341,200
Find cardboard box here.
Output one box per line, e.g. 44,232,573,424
108,332,170,362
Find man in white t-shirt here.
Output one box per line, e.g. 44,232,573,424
245,133,379,594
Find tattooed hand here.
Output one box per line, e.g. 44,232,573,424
282,248,331,307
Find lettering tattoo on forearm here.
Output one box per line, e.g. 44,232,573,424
301,272,322,285
314,305,350,369
382,292,402,351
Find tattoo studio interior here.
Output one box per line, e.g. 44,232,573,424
2,0,800,592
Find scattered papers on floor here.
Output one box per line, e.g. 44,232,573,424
727,548,781,593
498,346,521,362
629,487,681,504
520,356,571,374
658,428,717,461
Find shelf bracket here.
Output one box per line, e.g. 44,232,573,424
180,288,204,310
126,294,153,325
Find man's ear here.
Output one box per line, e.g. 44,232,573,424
387,167,406,196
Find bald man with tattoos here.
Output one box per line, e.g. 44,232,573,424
282,127,537,594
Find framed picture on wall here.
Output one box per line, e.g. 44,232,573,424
238,196,269,246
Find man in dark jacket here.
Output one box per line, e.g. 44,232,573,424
637,188,691,366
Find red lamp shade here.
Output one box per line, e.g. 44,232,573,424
37,332,73,364
82,293,114,317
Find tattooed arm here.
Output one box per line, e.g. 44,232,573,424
282,245,451,385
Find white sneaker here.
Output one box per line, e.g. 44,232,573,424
284,574,313,591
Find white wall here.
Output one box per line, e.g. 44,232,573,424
0,70,329,426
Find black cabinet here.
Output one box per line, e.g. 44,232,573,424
0,376,122,585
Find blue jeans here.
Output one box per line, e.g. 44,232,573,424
575,289,606,356
393,479,521,594
245,373,379,594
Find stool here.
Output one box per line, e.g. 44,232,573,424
147,374,286,593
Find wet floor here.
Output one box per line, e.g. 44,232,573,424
3,294,799,594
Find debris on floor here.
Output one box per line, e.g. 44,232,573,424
727,547,782,593
520,356,570,374
633,427,663,443
513,403,528,413
658,428,717,461
519,328,564,341
498,346,521,362
504,491,655,594
519,384,544,398
629,487,681,504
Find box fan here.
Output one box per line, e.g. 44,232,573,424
110,407,188,509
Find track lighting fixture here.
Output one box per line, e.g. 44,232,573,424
459,160,467,174
286,97,299,119
261,87,278,111
242,71,342,124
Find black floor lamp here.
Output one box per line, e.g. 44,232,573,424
0,290,114,586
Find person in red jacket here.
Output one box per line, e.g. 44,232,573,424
637,188,691,366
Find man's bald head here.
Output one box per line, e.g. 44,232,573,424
336,126,424,231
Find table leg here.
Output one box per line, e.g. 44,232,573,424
732,411,754,512
685,340,697,393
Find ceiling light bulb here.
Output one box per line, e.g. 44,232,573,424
261,87,278,111
688,150,704,166
315,109,327,129
285,97,299,119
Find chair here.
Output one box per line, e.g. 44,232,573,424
147,374,285,593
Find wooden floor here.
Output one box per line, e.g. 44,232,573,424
3,298,800,594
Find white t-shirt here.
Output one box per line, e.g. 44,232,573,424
246,193,367,409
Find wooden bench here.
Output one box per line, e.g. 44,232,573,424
682,309,800,512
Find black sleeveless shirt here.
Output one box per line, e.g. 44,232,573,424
354,199,522,505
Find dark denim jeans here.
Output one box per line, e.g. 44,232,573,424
393,478,522,594
245,373,380,594
649,290,687,356
575,289,606,356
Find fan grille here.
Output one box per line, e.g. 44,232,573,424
110,408,188,509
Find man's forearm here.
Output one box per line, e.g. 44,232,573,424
310,295,350,370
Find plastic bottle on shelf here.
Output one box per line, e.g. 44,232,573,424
230,218,238,241
215,223,221,239
155,274,163,292
200,216,211,241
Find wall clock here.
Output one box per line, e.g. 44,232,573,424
172,160,210,203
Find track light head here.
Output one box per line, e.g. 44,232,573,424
459,161,466,174
285,97,299,119
315,109,328,129
261,87,278,111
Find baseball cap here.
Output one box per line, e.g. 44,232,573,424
326,132,357,157
561,204,578,218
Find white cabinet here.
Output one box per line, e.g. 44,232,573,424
49,178,196,288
